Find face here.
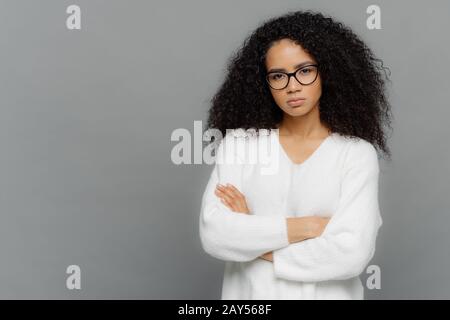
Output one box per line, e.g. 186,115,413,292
264,38,322,117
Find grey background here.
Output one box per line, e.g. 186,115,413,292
0,0,449,299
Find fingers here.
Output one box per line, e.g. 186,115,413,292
215,183,247,213
216,183,244,199
214,187,236,211
215,184,239,202
316,217,331,236
225,184,246,201
259,251,273,262
219,197,234,210
321,217,331,224
214,190,234,210
215,185,235,203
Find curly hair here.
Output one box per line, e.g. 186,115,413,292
206,10,393,160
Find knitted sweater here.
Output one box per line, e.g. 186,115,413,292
199,129,382,299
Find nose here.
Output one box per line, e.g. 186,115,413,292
286,74,302,92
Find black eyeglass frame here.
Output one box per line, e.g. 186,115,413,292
265,64,320,90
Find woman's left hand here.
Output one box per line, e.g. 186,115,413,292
214,183,250,214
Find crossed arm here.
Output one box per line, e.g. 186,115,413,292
214,183,330,262
203,136,382,282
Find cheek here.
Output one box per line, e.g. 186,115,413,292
270,90,285,105
311,85,322,99
304,81,322,101
314,78,322,97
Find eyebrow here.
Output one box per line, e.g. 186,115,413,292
267,61,316,73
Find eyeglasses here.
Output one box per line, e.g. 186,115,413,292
265,64,319,90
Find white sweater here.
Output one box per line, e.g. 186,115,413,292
199,128,382,299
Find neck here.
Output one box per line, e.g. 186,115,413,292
277,104,330,138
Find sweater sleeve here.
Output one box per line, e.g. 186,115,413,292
199,132,290,262
272,140,383,282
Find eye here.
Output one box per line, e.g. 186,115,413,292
268,73,286,81
298,68,312,75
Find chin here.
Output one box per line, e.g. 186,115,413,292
285,104,307,111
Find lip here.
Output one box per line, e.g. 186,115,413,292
286,97,306,107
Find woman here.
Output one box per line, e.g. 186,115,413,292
199,10,392,299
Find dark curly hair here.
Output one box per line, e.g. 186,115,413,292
205,10,393,160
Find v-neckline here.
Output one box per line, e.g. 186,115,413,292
274,129,335,168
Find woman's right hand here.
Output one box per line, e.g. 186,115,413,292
214,183,250,214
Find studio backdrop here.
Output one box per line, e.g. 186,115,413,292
0,0,449,299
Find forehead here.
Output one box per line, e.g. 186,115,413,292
265,39,315,69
